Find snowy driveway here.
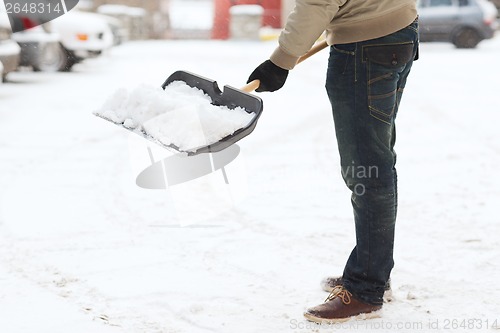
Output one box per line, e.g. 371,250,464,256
0,38,499,332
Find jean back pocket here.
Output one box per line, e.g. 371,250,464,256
362,42,415,124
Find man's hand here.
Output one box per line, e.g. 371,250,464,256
247,60,289,92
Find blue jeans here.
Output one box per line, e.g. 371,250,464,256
325,20,419,305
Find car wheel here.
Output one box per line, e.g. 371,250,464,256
453,28,481,49
33,44,76,72
33,43,67,72
33,43,76,72
59,47,78,72
33,44,66,72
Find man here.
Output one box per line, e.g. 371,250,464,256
247,0,419,323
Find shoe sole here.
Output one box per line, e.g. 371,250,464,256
303,309,382,324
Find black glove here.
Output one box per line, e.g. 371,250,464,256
247,60,289,92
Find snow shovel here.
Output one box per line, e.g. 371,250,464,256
97,41,328,156
159,40,329,155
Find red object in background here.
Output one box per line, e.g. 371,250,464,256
212,0,282,39
21,17,38,30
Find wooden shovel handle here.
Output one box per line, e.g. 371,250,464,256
296,40,329,65
241,40,329,93
243,79,261,93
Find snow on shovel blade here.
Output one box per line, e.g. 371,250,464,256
161,71,263,155
95,71,263,156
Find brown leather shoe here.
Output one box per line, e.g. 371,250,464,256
320,276,393,302
304,286,382,324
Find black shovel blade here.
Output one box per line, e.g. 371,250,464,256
161,71,263,155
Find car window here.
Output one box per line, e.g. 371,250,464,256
458,0,469,6
429,0,453,6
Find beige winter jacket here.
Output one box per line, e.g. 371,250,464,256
270,0,418,69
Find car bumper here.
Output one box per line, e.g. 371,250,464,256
73,49,104,59
482,27,496,39
63,32,114,58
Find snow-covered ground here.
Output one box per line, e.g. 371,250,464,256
0,35,499,333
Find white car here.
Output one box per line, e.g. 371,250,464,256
49,10,114,71
3,6,113,72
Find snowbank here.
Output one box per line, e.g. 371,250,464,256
97,4,146,17
169,0,214,30
230,5,264,16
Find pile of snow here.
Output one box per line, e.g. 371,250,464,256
230,4,264,16
169,0,214,30
95,82,255,152
97,4,147,17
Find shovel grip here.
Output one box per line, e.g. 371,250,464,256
241,79,261,93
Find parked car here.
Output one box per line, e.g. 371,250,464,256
10,17,65,72
418,0,498,48
97,4,147,40
97,10,128,46
0,12,21,81
50,10,114,70
9,10,114,72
